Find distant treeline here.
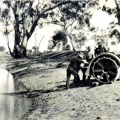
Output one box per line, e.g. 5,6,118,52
0,46,5,52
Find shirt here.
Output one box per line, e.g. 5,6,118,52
68,57,84,71
95,47,107,56
86,50,95,62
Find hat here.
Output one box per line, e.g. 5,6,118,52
87,46,91,50
78,52,84,58
98,42,102,45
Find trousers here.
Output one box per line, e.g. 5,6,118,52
66,67,83,89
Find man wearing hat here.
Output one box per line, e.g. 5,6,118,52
95,42,107,56
66,52,88,89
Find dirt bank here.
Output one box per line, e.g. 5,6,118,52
1,53,120,120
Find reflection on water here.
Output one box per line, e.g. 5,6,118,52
0,69,32,120
0,69,14,93
0,95,31,120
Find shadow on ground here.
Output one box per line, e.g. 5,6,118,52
4,79,103,97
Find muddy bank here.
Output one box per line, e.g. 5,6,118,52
1,53,120,120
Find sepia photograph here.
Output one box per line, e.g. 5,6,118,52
0,0,120,119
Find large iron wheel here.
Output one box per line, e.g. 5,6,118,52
90,53,120,83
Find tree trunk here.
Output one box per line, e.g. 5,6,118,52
115,0,120,25
14,14,20,46
66,32,76,51
12,45,26,58
7,41,14,57
10,36,27,58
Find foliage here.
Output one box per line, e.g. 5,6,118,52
1,0,120,56
47,0,97,50
0,46,5,52
32,46,39,54
0,0,82,58
52,31,67,47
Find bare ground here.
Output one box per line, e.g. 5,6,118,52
1,52,120,120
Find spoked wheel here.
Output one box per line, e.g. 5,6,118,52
90,53,120,83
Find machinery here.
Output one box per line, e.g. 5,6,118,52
88,52,120,84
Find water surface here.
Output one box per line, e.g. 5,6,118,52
0,69,32,120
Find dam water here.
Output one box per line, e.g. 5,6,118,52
0,68,32,120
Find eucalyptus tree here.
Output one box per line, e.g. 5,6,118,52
0,0,83,58
47,0,99,50
100,0,120,43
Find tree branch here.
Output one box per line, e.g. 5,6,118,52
39,21,64,27
29,0,81,39
41,1,80,14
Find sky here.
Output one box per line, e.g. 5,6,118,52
90,10,117,30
